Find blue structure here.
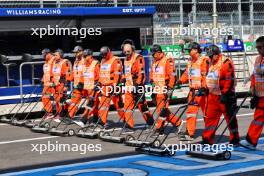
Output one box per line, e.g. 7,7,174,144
0,6,156,104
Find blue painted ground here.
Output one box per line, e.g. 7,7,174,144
4,138,264,176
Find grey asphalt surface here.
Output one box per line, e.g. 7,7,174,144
0,98,262,175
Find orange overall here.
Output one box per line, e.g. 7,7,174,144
65,58,85,118
123,53,154,128
150,54,181,129
246,55,264,146
42,53,55,113
180,56,209,136
81,57,100,120
98,55,124,125
52,58,70,113
202,54,239,144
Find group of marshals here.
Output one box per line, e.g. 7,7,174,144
40,36,264,149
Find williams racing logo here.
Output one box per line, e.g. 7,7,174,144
5,9,61,16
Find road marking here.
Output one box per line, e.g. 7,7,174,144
0,123,8,126
56,168,147,176
0,136,59,145
200,164,264,176
237,113,253,117
2,155,145,176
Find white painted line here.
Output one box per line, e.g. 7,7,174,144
2,154,145,176
237,113,253,117
0,136,59,145
199,164,264,176
0,123,8,126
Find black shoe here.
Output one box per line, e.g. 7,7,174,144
62,117,73,125
90,116,99,123
123,128,134,134
230,139,240,147
152,126,165,137
81,117,88,125
178,132,194,141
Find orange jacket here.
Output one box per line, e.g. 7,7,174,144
180,55,209,89
83,56,100,90
206,54,236,95
219,55,236,94
42,53,54,86
85,56,100,82
150,53,176,89
67,58,84,84
123,53,146,86
99,55,122,86
250,55,264,97
52,58,71,85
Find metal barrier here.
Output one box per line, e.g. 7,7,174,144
19,61,45,103
3,63,17,87
19,60,73,103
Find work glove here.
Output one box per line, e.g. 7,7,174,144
250,96,259,109
121,78,126,84
220,94,228,104
196,87,207,96
86,99,94,109
93,82,101,92
135,84,144,94
74,83,84,91
222,92,237,117
167,87,174,99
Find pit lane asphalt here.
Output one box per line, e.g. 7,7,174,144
0,98,262,175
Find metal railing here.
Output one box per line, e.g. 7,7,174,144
19,61,44,103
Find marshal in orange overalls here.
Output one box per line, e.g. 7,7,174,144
150,52,182,130
51,53,71,115
64,57,85,118
42,53,55,115
98,50,124,125
246,55,264,146
202,54,239,144
81,55,100,122
180,55,209,137
123,52,154,128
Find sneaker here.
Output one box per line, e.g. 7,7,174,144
62,117,74,125
178,132,194,141
89,116,99,123
122,128,134,134
239,140,256,150
73,120,85,128
230,139,240,147
175,120,183,134
151,127,165,138
45,113,54,120
53,115,61,123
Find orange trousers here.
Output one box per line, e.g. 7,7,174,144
98,86,124,125
185,90,206,136
246,97,264,146
123,92,153,128
64,89,100,119
53,83,66,113
41,86,54,113
155,94,182,129
81,90,100,119
202,93,239,144
66,88,83,118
